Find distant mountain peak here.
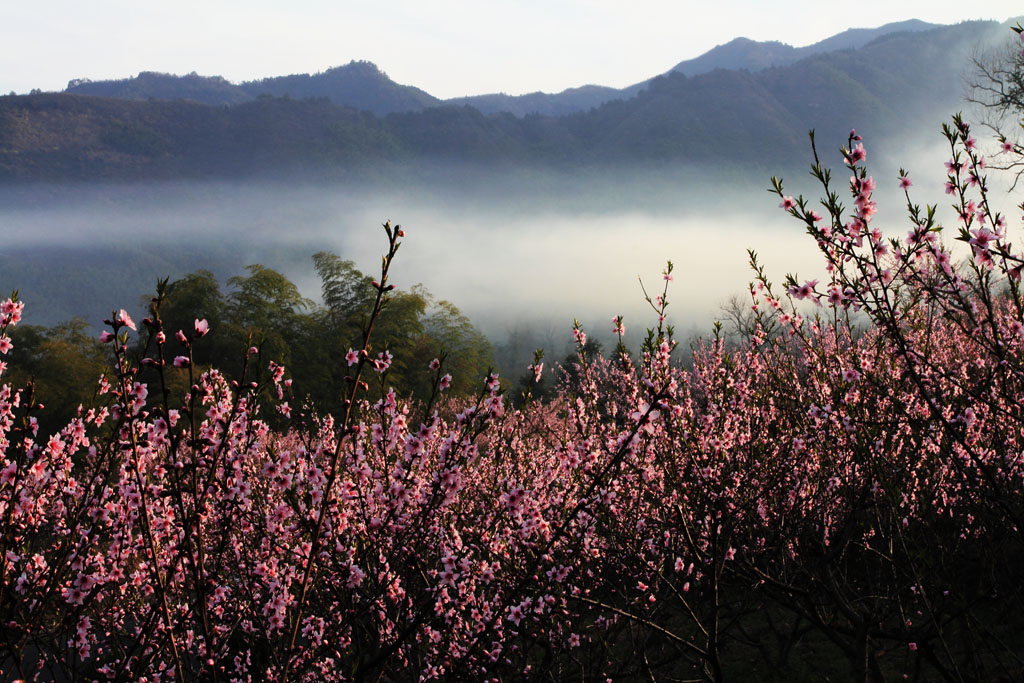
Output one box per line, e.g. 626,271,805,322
240,61,439,114
670,18,938,77
320,60,384,76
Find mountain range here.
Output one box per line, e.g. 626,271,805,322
0,19,1015,181
60,19,939,117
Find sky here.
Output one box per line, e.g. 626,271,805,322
3,1,1022,99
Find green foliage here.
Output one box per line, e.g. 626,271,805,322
100,120,170,157
4,319,111,432
156,270,235,372
66,71,253,106
313,251,373,322
137,253,493,417
419,299,493,395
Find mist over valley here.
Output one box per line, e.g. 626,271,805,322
0,139,976,370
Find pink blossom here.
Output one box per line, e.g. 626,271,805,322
970,227,995,252
347,564,365,588
790,280,818,301
847,143,867,164
630,401,662,434
572,325,587,347
0,461,16,485
527,362,544,383
1,298,23,324
373,349,393,373
116,309,136,331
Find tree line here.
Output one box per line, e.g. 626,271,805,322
5,249,494,433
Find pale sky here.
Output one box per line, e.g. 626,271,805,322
4,1,1021,99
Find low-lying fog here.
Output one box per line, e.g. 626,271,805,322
2,142,1012,360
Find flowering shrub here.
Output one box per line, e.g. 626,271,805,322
4,107,1024,681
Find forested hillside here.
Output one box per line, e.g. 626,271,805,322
0,21,1006,180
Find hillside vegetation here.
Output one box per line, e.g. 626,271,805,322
0,21,1007,181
